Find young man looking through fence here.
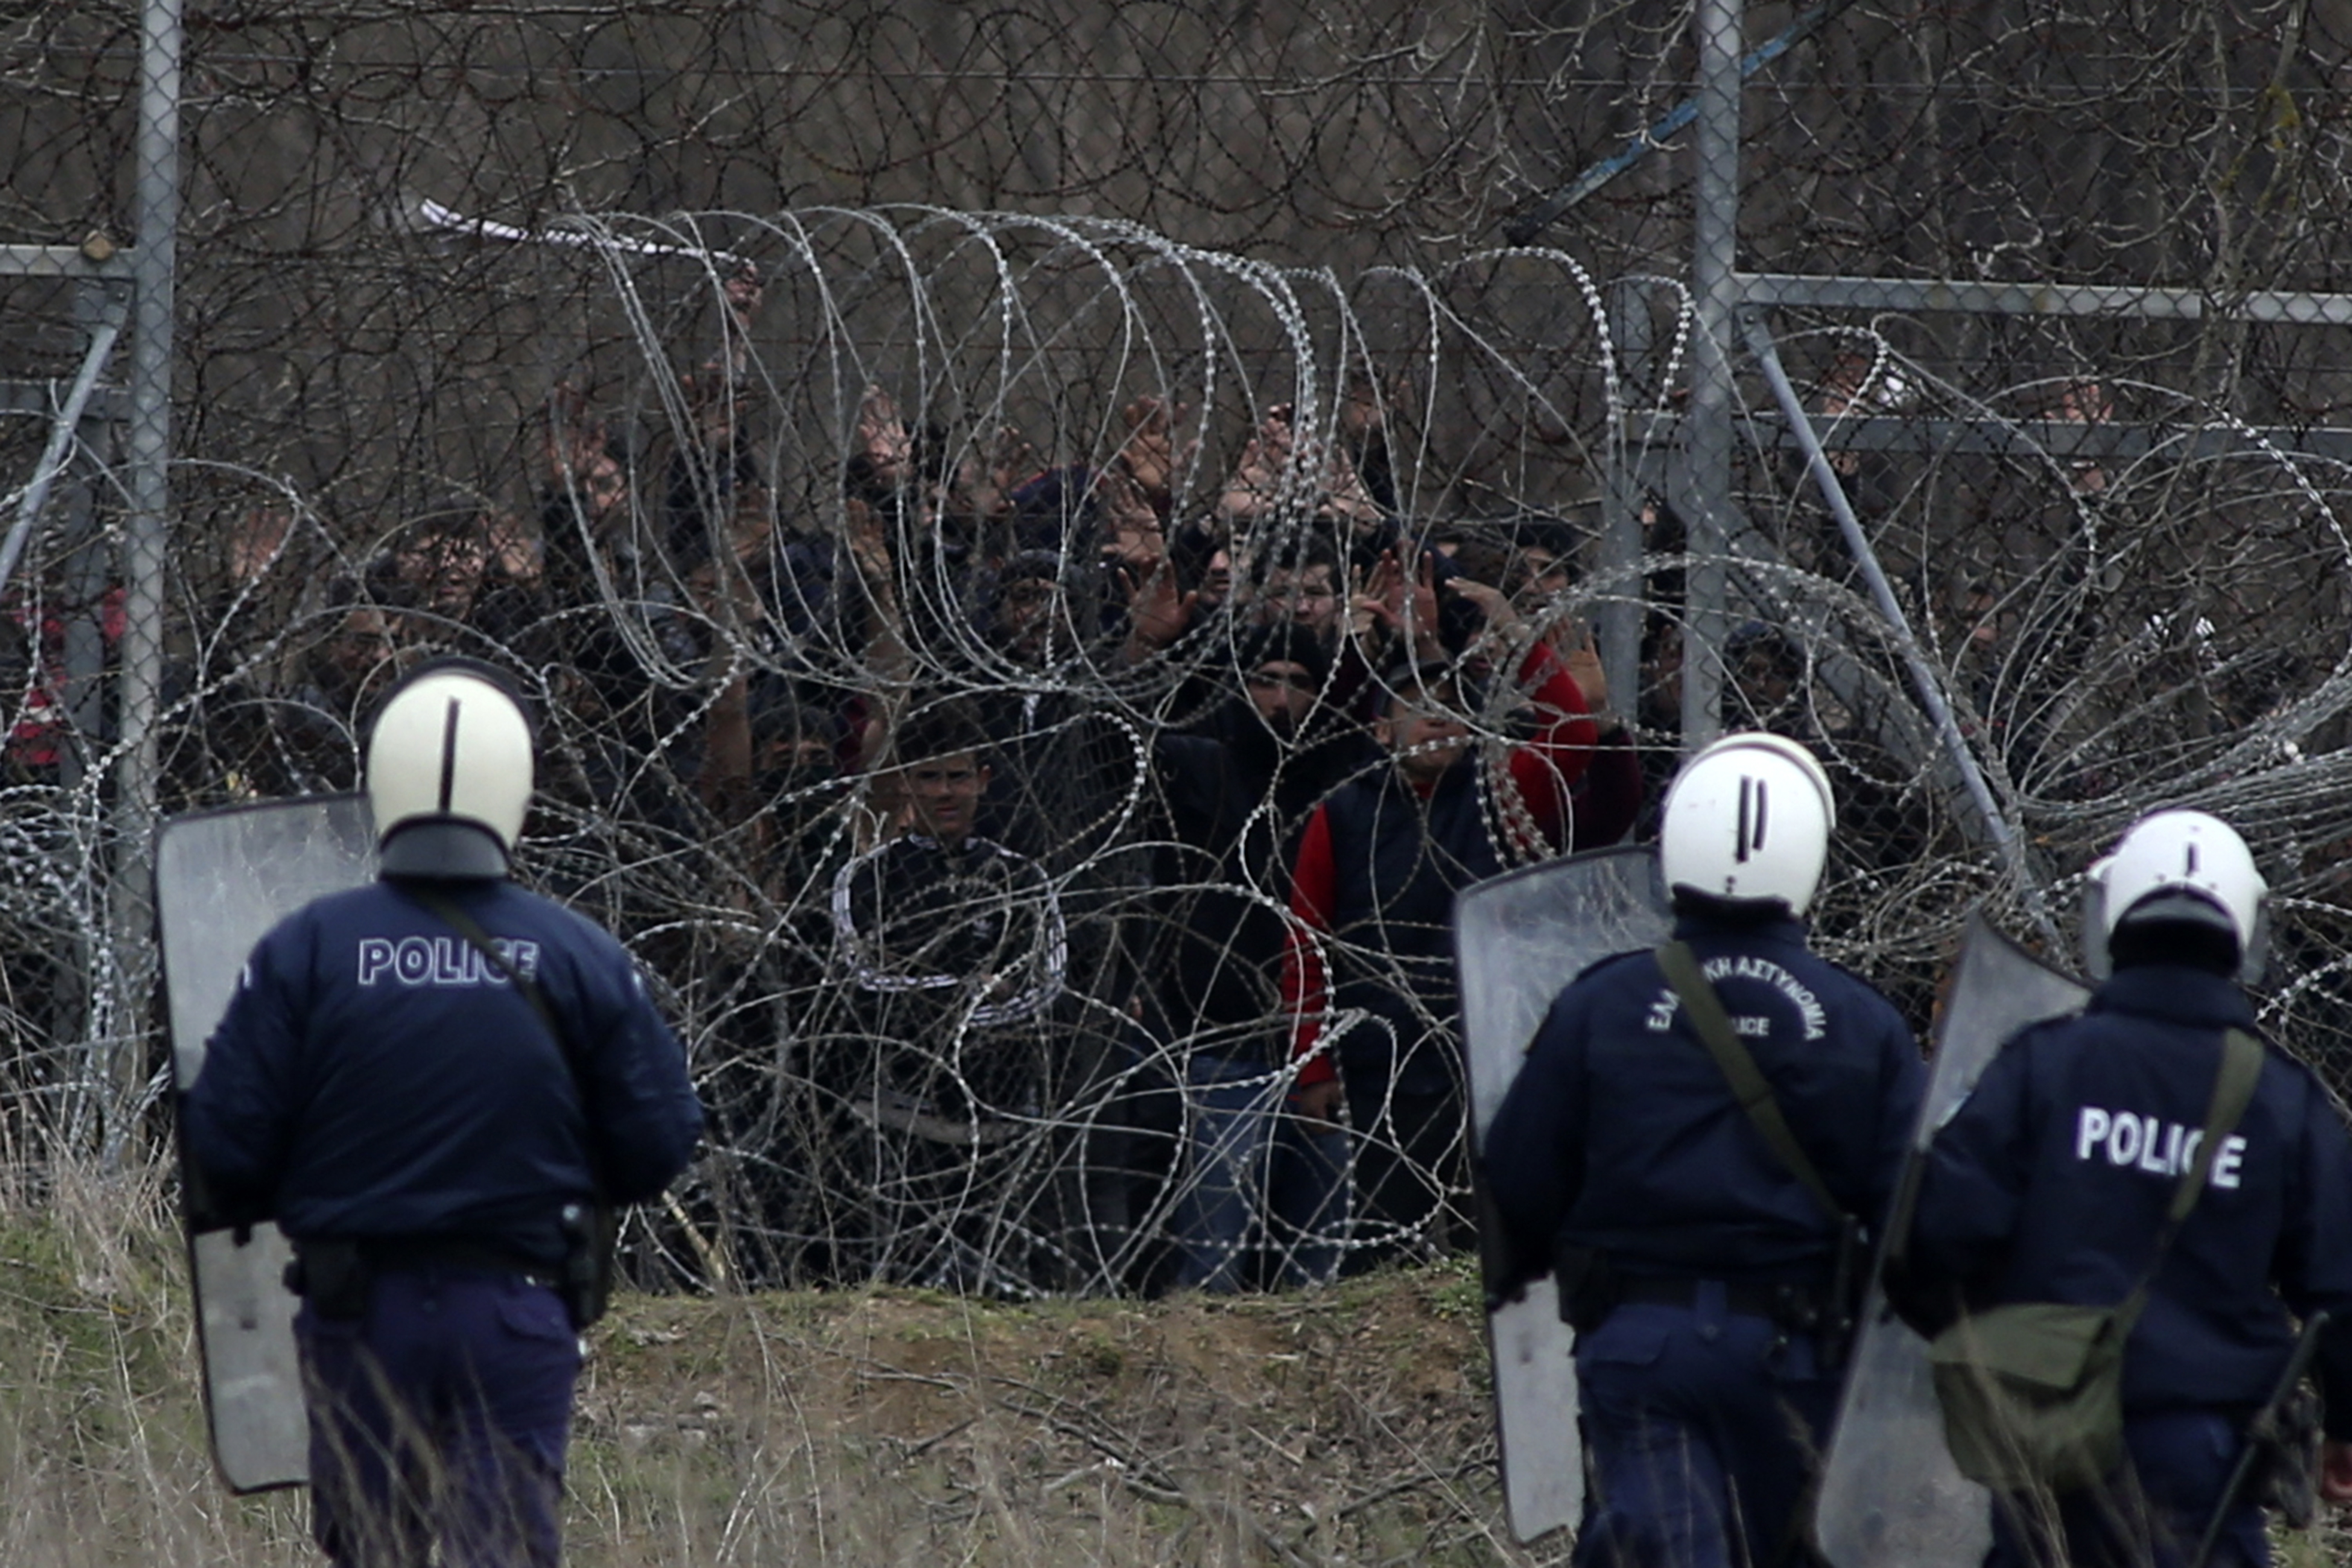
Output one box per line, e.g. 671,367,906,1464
1151,626,1365,1291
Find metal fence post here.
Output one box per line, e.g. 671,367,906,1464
1681,0,1744,755
109,0,181,1150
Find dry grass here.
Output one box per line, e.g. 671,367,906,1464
565,1269,1520,1567
0,1155,1538,1566
7,1158,2345,1566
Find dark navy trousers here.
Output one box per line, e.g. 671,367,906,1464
296,1267,581,1568
1572,1289,1838,1568
1989,1412,2268,1568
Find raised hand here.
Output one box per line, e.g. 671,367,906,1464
1114,395,1192,504
1120,559,1198,655
1544,615,1609,711
1218,403,1296,523
855,385,913,487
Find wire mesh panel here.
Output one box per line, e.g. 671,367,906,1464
6,2,2352,1294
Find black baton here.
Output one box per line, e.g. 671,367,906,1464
2188,1308,2331,1568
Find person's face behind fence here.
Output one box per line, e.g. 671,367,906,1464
995,577,1060,665
321,605,402,693
904,750,988,845
1376,681,1470,785
1246,659,1317,740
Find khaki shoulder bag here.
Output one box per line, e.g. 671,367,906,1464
1922,1029,2263,1495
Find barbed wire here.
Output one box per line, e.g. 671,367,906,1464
7,0,2352,1294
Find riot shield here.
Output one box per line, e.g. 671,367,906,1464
158,795,377,1494
1455,844,1672,1543
1812,914,2089,1568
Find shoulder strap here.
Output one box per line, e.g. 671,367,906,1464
2166,1029,2263,1222
2115,1027,2264,1328
405,883,609,1203
1657,940,1849,1223
2149,1029,2263,1240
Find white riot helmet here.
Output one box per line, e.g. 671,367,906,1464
2084,808,2267,980
365,659,535,878
1659,732,1837,915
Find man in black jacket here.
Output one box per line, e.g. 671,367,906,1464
1151,626,1364,1290
828,700,1077,1290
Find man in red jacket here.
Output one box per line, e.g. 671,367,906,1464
1283,607,1601,1271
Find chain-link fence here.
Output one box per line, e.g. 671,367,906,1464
9,0,2352,1292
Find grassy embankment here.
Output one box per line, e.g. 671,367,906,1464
11,1161,2343,1566
0,1161,1521,1566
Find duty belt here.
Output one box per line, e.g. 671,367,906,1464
359,1236,561,1287
1615,1274,1827,1323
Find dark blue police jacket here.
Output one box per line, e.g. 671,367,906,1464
1906,963,2352,1432
181,877,704,1266
1482,907,1924,1292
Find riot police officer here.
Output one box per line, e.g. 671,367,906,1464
180,659,704,1568
1481,733,1925,1568
1897,809,2352,1568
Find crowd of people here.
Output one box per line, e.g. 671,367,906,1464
716,373,1649,1292
173,655,2352,1567
131,273,2352,1563
130,273,1687,1295
25,271,2145,1311
0,274,2242,1323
